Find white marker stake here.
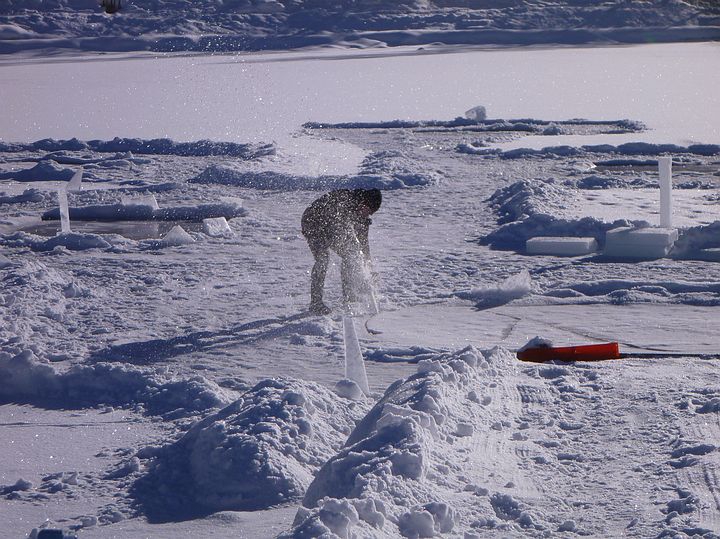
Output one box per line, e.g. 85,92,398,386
343,315,370,396
58,188,71,234
659,156,673,228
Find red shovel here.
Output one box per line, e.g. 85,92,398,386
517,342,720,363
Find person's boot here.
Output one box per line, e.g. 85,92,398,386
309,301,331,315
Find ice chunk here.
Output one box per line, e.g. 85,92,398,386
121,193,159,210
334,379,364,400
202,216,232,237
161,225,195,246
526,236,598,256
465,105,487,122
67,167,83,192
604,226,678,258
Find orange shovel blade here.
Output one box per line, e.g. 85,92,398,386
517,342,620,363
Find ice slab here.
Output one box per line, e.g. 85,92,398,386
203,216,232,237
603,226,678,258
606,226,679,246
161,225,195,246
121,193,159,210
526,236,598,256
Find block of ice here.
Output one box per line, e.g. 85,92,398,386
202,217,232,237
465,105,487,122
603,226,678,258
67,167,83,192
161,225,195,246
526,236,598,256
121,193,159,210
605,227,678,246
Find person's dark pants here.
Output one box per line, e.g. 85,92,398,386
305,227,362,306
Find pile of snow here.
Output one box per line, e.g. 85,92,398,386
482,214,635,251
462,142,720,159
0,349,232,417
283,346,518,538
0,161,77,182
191,148,440,190
0,188,45,204
0,231,115,252
481,179,645,250
0,138,276,159
486,178,573,225
131,378,369,521
190,168,435,190
455,269,534,309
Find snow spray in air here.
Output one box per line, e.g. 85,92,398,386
343,315,370,395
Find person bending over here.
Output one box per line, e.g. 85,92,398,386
301,188,382,315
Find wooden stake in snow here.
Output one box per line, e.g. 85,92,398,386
658,156,673,228
343,315,370,395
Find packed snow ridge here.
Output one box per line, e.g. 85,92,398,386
0,138,275,159
191,149,442,190
282,346,551,538
0,348,232,418
1,0,719,54
131,378,370,521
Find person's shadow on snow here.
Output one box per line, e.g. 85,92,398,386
88,312,311,365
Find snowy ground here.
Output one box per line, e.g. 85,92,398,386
2,24,720,539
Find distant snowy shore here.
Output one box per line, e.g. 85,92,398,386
1,0,718,56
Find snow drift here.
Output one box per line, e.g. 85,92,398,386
284,346,516,538
131,377,369,521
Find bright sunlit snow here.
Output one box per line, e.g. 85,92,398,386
2,2,720,538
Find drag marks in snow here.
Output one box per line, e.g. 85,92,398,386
666,388,720,535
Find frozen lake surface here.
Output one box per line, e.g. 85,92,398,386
2,39,720,539
2,42,719,153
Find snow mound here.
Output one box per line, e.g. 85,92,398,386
0,160,77,182
132,377,368,521
0,349,231,417
0,231,114,252
191,148,440,190
0,188,46,205
284,346,517,538
481,179,644,250
464,142,720,159
190,168,435,190
0,137,276,159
